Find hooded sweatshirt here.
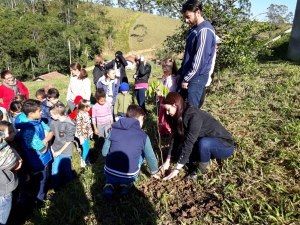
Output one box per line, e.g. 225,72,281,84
102,118,158,179
50,116,76,156
96,76,119,105
15,113,52,171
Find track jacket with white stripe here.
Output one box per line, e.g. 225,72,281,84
179,21,216,83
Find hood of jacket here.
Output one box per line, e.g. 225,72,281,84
112,118,140,130
14,112,42,130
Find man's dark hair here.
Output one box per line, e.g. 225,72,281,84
22,99,41,116
47,88,60,99
181,0,203,13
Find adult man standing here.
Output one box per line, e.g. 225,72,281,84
177,0,216,108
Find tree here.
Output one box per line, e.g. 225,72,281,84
130,0,155,13
266,4,293,24
104,26,116,55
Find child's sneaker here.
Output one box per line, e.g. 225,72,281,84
103,183,114,200
120,183,134,195
80,159,86,167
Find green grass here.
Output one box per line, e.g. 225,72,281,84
19,58,300,224
129,13,181,51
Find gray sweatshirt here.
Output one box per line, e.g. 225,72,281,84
50,117,76,156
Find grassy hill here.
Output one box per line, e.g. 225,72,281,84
83,5,180,56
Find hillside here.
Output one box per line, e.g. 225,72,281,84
92,5,180,56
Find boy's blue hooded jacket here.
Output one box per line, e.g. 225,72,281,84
103,118,158,178
15,113,52,171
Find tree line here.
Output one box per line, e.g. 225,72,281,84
0,0,294,80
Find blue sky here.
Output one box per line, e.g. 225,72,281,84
250,0,297,21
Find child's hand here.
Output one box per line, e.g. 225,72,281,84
12,159,23,171
151,173,161,180
115,117,119,122
133,74,137,79
53,151,60,158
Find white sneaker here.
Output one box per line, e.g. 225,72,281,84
85,159,92,167
80,159,86,167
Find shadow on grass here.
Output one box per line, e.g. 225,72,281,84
90,153,158,225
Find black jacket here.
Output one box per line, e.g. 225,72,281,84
93,65,105,85
105,56,128,83
168,104,234,164
134,62,151,84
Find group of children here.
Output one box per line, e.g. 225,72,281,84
0,55,184,223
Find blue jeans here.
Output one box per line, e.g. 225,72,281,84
0,192,12,225
82,139,90,161
51,155,73,188
135,88,147,112
32,164,50,201
197,137,234,163
186,74,208,108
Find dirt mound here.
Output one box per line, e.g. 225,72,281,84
136,172,224,224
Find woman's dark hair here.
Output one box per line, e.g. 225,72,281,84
0,110,3,121
181,0,203,13
78,68,88,80
95,88,106,100
70,62,88,80
162,92,187,136
9,101,22,115
0,70,12,79
126,104,145,120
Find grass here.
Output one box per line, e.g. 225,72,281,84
129,13,181,51
17,55,300,224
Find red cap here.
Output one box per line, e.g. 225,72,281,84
74,96,83,105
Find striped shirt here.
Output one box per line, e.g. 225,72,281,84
180,21,216,82
92,102,112,125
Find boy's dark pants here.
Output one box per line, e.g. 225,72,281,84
32,164,50,201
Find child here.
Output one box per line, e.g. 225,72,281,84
14,99,53,207
0,131,22,224
93,54,105,87
36,88,46,102
8,101,22,131
68,95,93,121
102,105,160,200
13,94,26,104
96,68,118,114
92,88,113,152
49,103,76,191
75,99,93,167
41,88,65,125
114,82,133,121
157,58,178,135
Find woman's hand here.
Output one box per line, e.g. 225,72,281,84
163,169,179,180
94,128,99,136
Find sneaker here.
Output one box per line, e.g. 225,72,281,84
103,183,114,200
85,159,92,167
80,159,86,167
120,183,134,195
